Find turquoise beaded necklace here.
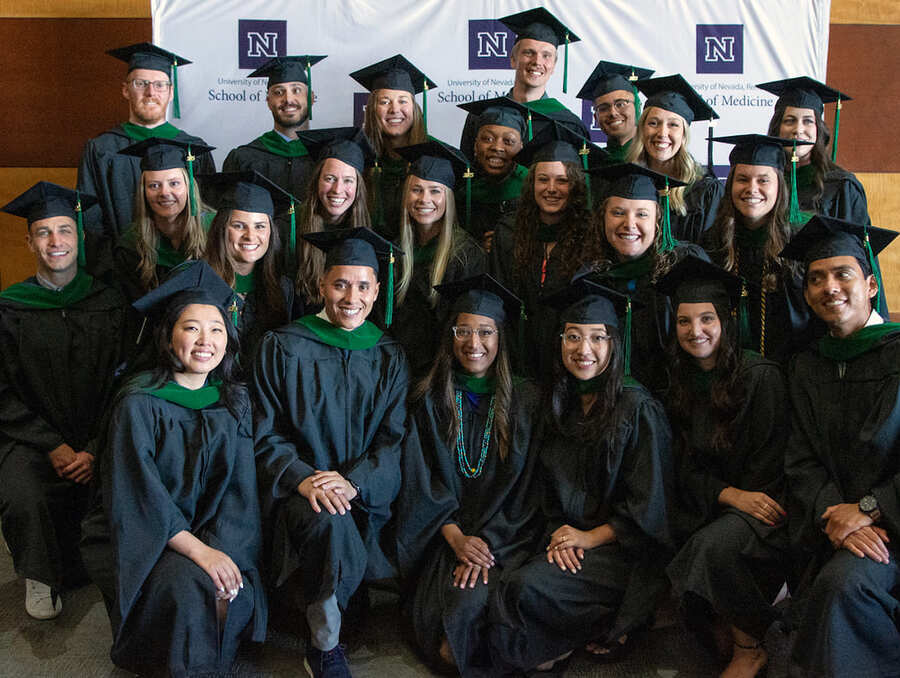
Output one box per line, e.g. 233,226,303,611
455,390,495,478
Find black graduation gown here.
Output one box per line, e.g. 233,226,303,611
668,170,724,245
796,165,870,226
593,242,708,395
457,166,526,246
77,123,215,242
252,320,409,606
666,353,790,640
89,383,266,677
223,135,315,202
397,380,542,673
488,381,675,671
0,277,127,588
370,155,408,241
786,330,900,677
390,234,486,377
236,275,301,368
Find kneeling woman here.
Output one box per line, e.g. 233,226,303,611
488,276,674,673
83,261,266,676
659,256,789,678
397,274,541,674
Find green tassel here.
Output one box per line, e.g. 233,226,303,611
385,244,395,326
289,199,296,259
527,111,533,141
229,297,239,327
172,59,181,119
423,80,428,135
738,282,751,349
630,68,641,120
660,177,676,252
464,166,474,227
186,144,197,217
864,227,882,314
75,191,86,267
580,142,592,211
306,60,313,121
624,297,633,377
562,33,569,94
789,141,802,226
831,97,841,163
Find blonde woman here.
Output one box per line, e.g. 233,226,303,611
627,75,722,245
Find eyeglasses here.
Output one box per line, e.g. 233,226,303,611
129,79,173,92
560,332,611,346
593,99,633,115
452,327,498,340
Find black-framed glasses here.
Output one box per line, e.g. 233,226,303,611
129,79,172,92
593,99,633,115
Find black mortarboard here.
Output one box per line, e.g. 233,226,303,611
713,133,812,170
577,60,654,100
132,260,236,316
107,42,191,119
779,215,897,267
394,138,469,188
656,254,743,310
756,76,850,116
118,137,215,172
3,182,98,268
498,8,580,93
197,170,296,217
248,55,326,87
590,162,686,200
515,120,595,166
457,96,532,139
434,273,522,326
543,272,633,327
295,127,376,174
350,54,436,95
637,74,718,124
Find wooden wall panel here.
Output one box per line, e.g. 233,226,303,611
0,18,151,166
830,0,900,24
0,168,77,290
0,1,149,18
857,173,900,307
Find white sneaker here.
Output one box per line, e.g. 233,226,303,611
25,579,62,620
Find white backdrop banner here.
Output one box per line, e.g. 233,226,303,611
152,0,831,172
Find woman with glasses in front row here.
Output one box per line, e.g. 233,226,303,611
396,274,542,676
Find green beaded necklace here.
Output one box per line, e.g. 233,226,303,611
455,390,495,478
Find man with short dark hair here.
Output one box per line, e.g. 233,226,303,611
77,43,215,243
781,216,900,677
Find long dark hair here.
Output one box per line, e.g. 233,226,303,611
512,162,599,287
704,168,798,292
204,209,287,331
547,324,624,444
147,296,244,418
665,301,744,453
766,101,837,212
412,314,513,462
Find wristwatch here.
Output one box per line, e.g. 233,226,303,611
859,494,882,522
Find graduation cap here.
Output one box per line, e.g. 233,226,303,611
198,170,301,258
656,254,743,309
591,162,686,253
295,127,376,174
119,138,215,217
107,42,192,119
393,138,469,188
248,55,327,121
132,259,239,323
434,273,522,326
713,133,814,225
498,7,580,93
577,61,654,122
303,227,404,325
350,54,437,132
756,76,851,162
543,271,639,375
1,182,98,268
457,96,532,140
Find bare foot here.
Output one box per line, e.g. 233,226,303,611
585,633,628,656
438,637,456,667
535,650,573,671
720,644,767,678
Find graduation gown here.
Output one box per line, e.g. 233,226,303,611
235,274,301,368
0,273,127,588
90,380,266,676
390,233,486,377
458,165,526,246
252,316,409,606
666,353,790,640
795,163,870,226
397,379,541,674
489,381,675,671
668,170,724,245
223,132,315,202
369,155,408,241
77,122,215,242
786,327,900,677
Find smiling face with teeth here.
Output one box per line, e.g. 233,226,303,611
675,302,722,371
319,264,380,330
226,209,271,275
533,161,571,224
122,67,172,126
374,88,415,142
603,196,658,261
405,177,446,229
592,89,637,145
27,216,79,280
144,168,188,224
731,163,778,225
169,303,227,389
474,124,523,178
777,106,817,165
317,158,359,224
510,39,557,94
640,106,686,172
452,313,499,378
804,255,878,338
561,323,612,381
266,81,309,133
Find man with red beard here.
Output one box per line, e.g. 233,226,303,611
77,43,215,246
224,56,325,204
